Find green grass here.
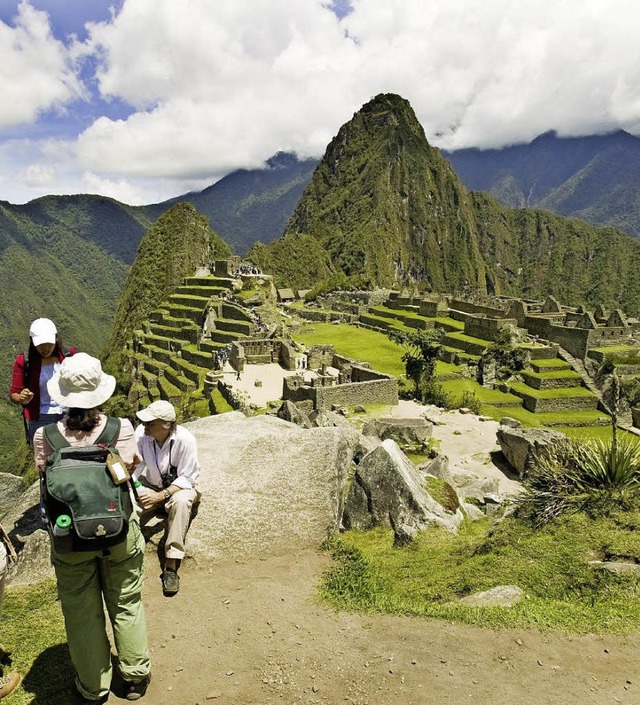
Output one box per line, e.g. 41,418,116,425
523,369,581,380
509,382,596,399
294,322,406,377
440,378,522,406
529,358,571,369
1,579,77,704
444,331,492,347
211,387,234,414
434,317,465,331
480,405,609,428
320,513,640,633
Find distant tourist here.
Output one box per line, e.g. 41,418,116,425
9,318,77,443
134,401,201,596
34,353,151,702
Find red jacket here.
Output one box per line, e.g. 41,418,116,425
10,346,77,421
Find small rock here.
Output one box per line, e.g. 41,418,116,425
206,691,223,700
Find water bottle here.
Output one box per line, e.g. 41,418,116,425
53,514,71,536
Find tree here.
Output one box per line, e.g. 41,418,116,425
389,328,444,402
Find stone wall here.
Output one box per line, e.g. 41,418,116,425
308,345,337,369
449,299,507,319
463,315,517,342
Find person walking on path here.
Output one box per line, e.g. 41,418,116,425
34,353,151,703
134,401,201,596
9,318,77,443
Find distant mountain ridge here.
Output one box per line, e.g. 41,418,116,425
250,93,640,316
444,130,640,238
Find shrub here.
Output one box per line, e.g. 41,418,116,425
461,390,481,415
423,380,452,409
517,437,640,526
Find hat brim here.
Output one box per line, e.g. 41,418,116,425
31,333,57,347
47,372,116,409
136,407,158,422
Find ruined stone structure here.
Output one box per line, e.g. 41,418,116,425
282,345,398,411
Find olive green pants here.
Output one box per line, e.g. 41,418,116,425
51,519,150,700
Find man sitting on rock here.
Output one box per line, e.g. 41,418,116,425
134,401,201,596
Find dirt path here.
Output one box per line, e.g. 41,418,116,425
99,404,638,704
107,548,639,705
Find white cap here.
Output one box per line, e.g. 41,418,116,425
29,318,57,347
136,400,176,422
47,353,116,409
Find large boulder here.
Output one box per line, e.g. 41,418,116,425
361,417,433,447
496,425,566,477
276,400,312,428
185,413,360,562
343,439,462,535
0,472,27,518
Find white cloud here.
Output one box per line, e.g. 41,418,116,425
3,0,640,203
21,162,56,187
0,1,84,128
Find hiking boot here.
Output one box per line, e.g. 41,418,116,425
0,672,20,698
124,674,150,701
161,568,180,595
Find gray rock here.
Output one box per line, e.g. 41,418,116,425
0,472,27,519
451,469,499,502
461,502,485,520
499,417,522,429
309,409,354,429
343,439,462,534
361,417,433,446
185,413,360,562
457,585,524,607
417,453,453,484
589,560,640,576
497,426,566,477
277,400,312,428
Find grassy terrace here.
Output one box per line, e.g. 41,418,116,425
529,358,571,369
443,331,492,348
523,369,581,380
509,382,596,399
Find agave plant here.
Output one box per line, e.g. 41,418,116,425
517,436,640,526
568,437,640,491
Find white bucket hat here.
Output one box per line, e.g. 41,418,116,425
29,318,57,347
47,353,116,409
136,400,176,422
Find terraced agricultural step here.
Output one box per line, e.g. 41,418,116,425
521,369,583,390
168,293,211,309
442,332,491,356
140,343,174,367
164,365,197,393
519,345,560,360
147,322,199,344
149,307,170,324
141,333,176,352
214,318,254,335
164,304,204,324
182,345,214,367
358,312,413,334
434,317,465,333
158,375,183,405
200,339,229,354
367,305,433,330
174,285,228,298
528,358,572,373
509,382,599,413
140,369,159,391
172,356,211,385
184,276,235,290
221,302,255,323
210,329,244,344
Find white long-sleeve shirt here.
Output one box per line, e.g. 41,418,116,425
133,424,200,490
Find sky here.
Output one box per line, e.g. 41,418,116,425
0,0,639,206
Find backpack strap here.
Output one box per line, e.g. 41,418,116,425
43,423,70,451
95,416,121,447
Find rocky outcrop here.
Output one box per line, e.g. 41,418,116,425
0,472,27,517
362,417,433,447
497,425,566,477
343,439,463,535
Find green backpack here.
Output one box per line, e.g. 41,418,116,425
43,417,133,553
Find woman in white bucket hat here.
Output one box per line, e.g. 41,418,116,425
33,353,151,702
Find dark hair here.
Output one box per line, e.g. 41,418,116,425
66,407,101,432
27,333,63,363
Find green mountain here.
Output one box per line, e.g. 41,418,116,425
152,152,318,253
0,199,131,473
103,202,232,379
249,93,640,314
445,130,640,239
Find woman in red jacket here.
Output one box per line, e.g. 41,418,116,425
9,318,77,443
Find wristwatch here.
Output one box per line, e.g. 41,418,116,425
162,488,171,501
